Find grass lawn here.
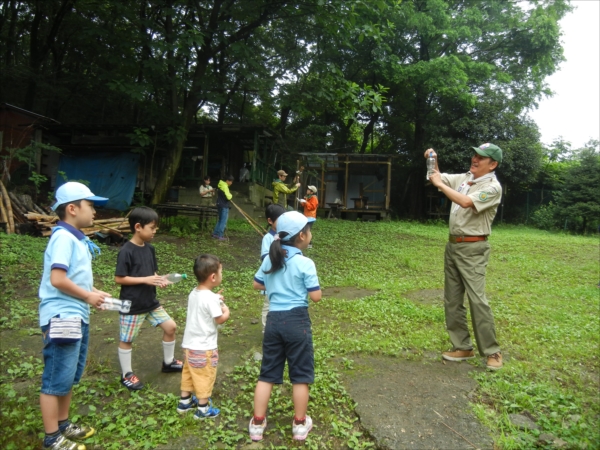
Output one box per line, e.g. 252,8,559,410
0,219,598,449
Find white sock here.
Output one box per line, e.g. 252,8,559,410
163,340,176,364
118,348,133,376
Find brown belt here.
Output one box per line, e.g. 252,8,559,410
449,235,488,243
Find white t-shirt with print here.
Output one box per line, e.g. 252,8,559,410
181,288,223,351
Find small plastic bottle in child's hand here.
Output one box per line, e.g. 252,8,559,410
101,298,132,313
162,273,187,284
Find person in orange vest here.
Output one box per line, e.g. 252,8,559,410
298,185,318,249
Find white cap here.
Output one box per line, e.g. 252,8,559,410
276,211,308,241
51,182,109,211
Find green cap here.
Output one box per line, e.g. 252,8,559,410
181,274,187,280
472,143,502,163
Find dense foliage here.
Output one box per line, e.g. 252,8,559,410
2,0,589,218
530,140,600,233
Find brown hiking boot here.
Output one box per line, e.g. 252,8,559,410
442,349,475,361
486,352,503,371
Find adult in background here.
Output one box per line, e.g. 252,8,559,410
272,170,300,210
212,175,234,241
199,176,215,206
299,185,318,249
425,143,503,370
239,163,250,182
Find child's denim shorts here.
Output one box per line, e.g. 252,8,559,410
40,320,89,396
259,307,314,384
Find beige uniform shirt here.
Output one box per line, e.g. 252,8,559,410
441,172,502,236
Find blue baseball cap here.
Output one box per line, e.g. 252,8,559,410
51,182,109,211
276,211,308,241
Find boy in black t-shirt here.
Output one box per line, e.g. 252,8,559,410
115,207,183,390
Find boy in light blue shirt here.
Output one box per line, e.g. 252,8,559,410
38,182,111,450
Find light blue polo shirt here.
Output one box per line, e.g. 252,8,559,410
261,228,277,260
39,221,93,326
254,245,320,311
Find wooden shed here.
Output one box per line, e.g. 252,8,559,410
298,153,394,220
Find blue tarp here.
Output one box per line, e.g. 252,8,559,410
57,152,139,211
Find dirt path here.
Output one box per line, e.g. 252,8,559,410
343,355,493,450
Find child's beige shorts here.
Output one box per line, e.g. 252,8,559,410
180,348,219,398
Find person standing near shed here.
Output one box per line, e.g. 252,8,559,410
199,176,215,206
299,185,318,249
212,175,234,241
272,170,300,210
425,143,503,371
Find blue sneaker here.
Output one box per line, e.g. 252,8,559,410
177,395,198,414
193,398,220,420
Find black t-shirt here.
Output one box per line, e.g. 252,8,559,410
115,241,160,315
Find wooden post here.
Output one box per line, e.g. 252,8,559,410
252,130,258,182
0,180,15,233
0,190,9,231
294,159,300,210
344,155,349,208
202,132,209,177
385,159,391,210
321,160,325,210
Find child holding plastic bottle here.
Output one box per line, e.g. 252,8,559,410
249,211,322,442
38,182,110,450
176,254,230,419
114,206,183,391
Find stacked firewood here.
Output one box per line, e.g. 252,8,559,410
24,214,130,237
0,180,129,238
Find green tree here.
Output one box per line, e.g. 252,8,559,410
373,0,570,215
553,141,600,233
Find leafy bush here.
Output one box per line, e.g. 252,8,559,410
530,202,559,230
159,216,200,237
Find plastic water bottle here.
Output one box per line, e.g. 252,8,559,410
163,273,187,284
101,298,132,313
426,152,436,180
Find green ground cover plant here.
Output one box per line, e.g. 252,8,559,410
0,220,598,449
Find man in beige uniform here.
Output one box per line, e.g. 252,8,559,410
425,143,503,370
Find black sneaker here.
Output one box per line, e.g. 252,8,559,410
162,358,183,373
121,372,144,391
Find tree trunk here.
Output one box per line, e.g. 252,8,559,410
279,106,291,138
359,113,379,153
150,86,205,205
150,133,184,205
408,34,430,218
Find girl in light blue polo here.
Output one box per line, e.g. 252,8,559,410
249,211,322,442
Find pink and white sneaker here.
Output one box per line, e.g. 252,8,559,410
249,417,267,441
292,416,313,440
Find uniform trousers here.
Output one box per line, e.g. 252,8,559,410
444,240,500,356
